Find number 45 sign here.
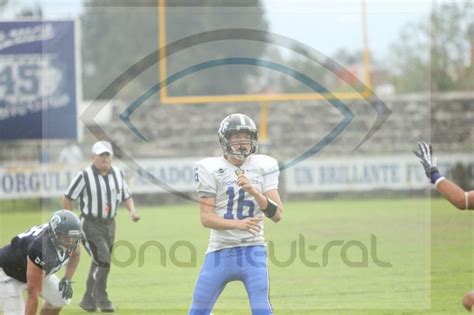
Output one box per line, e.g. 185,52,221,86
0,21,79,140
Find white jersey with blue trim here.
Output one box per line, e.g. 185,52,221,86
194,154,279,253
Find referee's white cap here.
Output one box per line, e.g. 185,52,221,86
92,141,113,156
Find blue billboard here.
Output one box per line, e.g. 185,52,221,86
0,20,78,140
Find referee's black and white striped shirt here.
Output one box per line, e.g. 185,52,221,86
64,165,131,220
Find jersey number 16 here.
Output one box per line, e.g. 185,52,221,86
224,187,255,220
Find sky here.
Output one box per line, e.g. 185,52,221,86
1,0,432,61
263,0,432,60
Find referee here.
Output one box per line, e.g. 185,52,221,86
63,141,139,313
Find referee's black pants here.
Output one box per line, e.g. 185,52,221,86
81,217,116,305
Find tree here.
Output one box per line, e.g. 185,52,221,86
0,0,7,11
389,21,431,93
430,1,474,91
390,1,474,93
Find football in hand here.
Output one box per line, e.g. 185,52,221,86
462,291,474,311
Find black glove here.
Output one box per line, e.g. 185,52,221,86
413,141,442,184
58,278,73,300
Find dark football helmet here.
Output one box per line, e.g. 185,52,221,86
48,210,82,254
218,113,258,160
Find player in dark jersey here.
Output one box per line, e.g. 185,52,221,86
0,210,82,315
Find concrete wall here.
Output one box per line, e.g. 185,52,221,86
2,92,473,163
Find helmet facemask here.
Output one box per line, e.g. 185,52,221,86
218,114,259,161
224,130,258,161
55,230,82,252
48,210,83,254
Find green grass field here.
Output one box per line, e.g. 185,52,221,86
1,198,473,314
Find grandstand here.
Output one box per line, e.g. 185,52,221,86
2,91,473,163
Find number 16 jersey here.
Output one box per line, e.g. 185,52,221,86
194,154,279,253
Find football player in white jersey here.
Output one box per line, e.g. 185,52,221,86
189,113,282,315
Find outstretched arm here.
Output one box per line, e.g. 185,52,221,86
414,141,474,210
434,178,474,210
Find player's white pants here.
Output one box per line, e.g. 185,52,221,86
0,268,71,314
